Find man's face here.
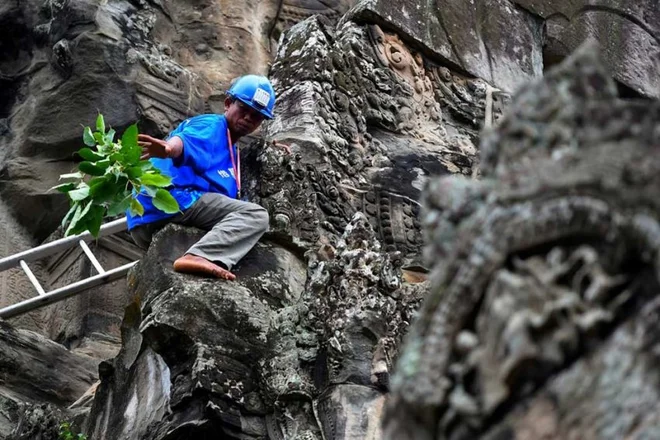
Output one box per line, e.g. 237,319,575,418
224,97,266,138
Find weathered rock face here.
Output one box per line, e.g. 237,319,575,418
517,0,660,97
0,0,356,243
384,43,660,439
0,0,199,242
347,0,545,93
0,199,47,334
79,4,511,434
84,219,424,439
347,0,660,97
0,321,98,439
40,230,143,360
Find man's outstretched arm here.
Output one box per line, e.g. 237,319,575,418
139,134,183,160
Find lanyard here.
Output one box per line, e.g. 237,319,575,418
227,129,241,199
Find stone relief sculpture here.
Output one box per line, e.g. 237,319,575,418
72,10,501,438
348,0,659,98
2,0,659,439
258,16,501,273
384,42,660,439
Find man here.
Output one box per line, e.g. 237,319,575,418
127,74,276,281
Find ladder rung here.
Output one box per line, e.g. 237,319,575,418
0,217,128,272
19,260,46,296
0,261,137,319
79,240,105,274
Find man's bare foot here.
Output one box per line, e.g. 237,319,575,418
173,254,236,280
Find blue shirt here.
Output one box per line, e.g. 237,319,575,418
126,114,238,230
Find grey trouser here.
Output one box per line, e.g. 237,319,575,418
130,193,269,270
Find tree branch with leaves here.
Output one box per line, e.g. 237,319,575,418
52,114,180,237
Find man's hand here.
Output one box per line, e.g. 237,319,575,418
138,134,183,160
139,134,169,160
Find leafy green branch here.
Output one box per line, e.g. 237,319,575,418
59,421,87,440
52,114,179,237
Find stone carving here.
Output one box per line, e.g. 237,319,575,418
347,0,544,93
384,42,660,439
79,214,423,439
258,16,499,271
71,14,505,437
347,0,660,98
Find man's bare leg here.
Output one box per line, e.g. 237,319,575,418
173,254,236,280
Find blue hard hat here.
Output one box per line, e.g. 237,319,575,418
227,75,276,119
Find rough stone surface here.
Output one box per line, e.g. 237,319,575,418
383,42,660,439
0,0,356,243
0,199,48,334
0,321,98,439
346,0,545,92
517,0,660,97
1,2,505,437
347,0,659,97
259,15,502,269
84,217,424,439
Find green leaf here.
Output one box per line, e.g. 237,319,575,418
85,205,105,237
61,203,79,228
120,124,141,165
96,114,105,134
65,201,91,236
93,131,104,144
88,177,116,202
126,166,143,179
142,185,157,197
83,127,95,147
60,172,84,180
79,161,106,176
105,128,116,144
139,160,154,171
130,198,144,216
88,176,106,186
121,124,138,148
78,148,104,161
96,159,111,170
68,184,90,201
152,189,179,214
107,196,132,216
139,173,172,187
51,182,76,193
109,152,123,163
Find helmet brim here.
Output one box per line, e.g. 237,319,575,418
234,96,274,120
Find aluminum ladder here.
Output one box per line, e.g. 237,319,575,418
0,218,138,319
